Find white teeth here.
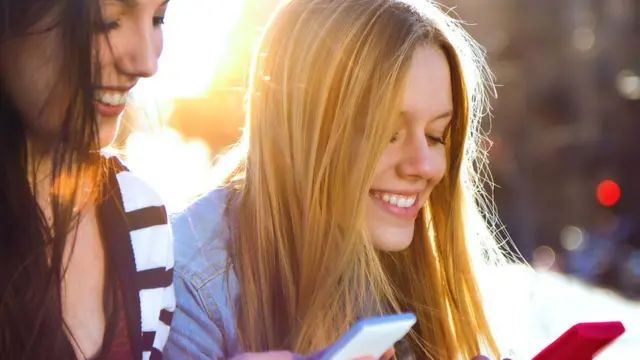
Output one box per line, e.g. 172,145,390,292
373,192,417,208
96,92,128,106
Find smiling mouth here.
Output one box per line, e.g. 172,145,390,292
369,189,425,220
94,91,129,107
370,190,417,208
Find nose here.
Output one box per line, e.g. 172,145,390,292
397,135,437,180
116,26,162,78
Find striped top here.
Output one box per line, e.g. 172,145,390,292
98,156,175,360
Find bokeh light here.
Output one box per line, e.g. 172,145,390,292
616,70,640,101
533,246,557,270
597,180,621,207
560,225,587,251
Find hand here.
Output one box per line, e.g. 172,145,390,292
471,356,512,360
230,347,395,360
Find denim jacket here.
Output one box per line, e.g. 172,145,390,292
163,188,241,359
162,188,509,360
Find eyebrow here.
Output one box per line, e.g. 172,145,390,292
401,110,453,123
431,110,453,122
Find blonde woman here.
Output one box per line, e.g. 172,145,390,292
165,0,511,359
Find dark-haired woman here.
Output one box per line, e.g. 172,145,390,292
0,0,174,359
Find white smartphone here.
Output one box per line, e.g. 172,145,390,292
320,313,417,360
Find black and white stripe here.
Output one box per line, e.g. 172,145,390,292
100,156,175,360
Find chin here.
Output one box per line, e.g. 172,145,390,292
98,117,121,149
372,233,414,252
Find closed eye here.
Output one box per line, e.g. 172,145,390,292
426,135,445,145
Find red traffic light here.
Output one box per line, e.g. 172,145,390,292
596,180,621,207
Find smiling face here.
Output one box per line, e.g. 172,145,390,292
0,0,168,149
366,45,452,251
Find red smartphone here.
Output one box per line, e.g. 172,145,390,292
532,321,625,360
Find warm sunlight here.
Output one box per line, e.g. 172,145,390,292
125,0,248,210
136,0,246,101
124,128,215,211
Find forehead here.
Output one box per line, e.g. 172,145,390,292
401,45,452,120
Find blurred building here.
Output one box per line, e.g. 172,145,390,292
440,0,640,298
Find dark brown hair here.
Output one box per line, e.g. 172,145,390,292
0,0,104,358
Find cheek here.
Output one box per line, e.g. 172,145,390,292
370,148,395,186
1,32,65,134
95,33,120,69
431,147,448,185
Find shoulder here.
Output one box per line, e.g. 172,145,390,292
103,154,171,258
101,154,176,355
105,155,166,213
101,154,171,265
170,187,236,288
166,187,242,357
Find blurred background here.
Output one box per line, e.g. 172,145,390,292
115,0,640,357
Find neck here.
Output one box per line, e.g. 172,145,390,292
26,135,98,222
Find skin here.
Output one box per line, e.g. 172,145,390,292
0,0,168,357
366,45,452,252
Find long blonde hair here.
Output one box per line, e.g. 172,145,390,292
217,0,503,358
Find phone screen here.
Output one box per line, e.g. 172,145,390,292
320,313,416,360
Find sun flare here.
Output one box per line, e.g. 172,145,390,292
133,0,247,101
125,0,247,210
